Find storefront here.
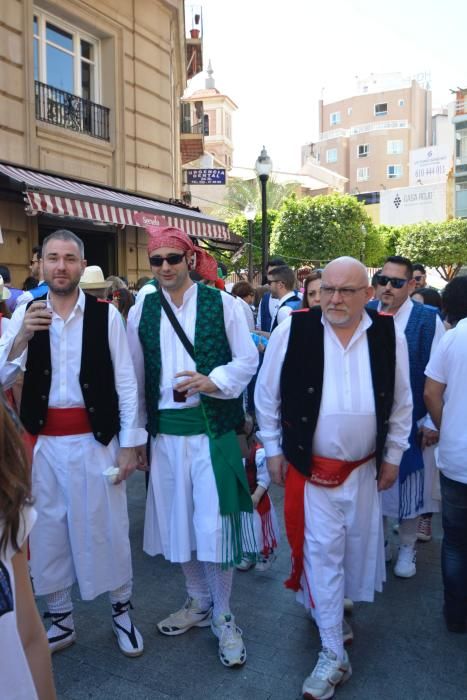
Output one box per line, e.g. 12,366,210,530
0,162,241,287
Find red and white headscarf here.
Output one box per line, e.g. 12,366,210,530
146,225,219,282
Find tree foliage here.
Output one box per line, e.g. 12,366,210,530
224,210,279,271
214,177,299,218
272,194,373,265
396,219,467,281
364,224,400,267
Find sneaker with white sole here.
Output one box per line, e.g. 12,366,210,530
236,557,255,572
384,539,392,563
302,648,352,700
111,601,144,657
157,597,212,636
255,551,277,572
44,611,76,654
417,515,432,542
343,598,353,615
211,613,246,667
394,544,416,578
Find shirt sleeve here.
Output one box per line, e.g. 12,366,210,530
255,447,271,489
5,505,37,560
0,303,28,389
126,301,148,431
425,330,451,384
208,294,259,400
108,304,147,447
383,329,413,465
254,316,292,457
421,314,446,429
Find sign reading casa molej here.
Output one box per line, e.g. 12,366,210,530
186,168,226,185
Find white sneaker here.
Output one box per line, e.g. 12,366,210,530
384,540,392,563
111,601,144,657
255,551,277,572
211,613,246,667
157,597,212,635
44,611,76,654
302,648,352,699
394,545,416,578
236,557,255,572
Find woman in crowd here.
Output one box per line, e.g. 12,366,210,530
0,394,57,699
112,287,135,324
301,270,322,309
411,286,442,311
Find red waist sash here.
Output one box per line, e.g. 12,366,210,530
284,452,375,594
40,407,92,436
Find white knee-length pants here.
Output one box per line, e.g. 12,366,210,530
299,461,386,628
30,434,133,600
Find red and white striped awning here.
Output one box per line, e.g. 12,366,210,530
0,163,240,247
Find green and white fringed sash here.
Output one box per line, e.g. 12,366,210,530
158,406,256,568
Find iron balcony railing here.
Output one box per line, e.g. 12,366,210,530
35,81,110,141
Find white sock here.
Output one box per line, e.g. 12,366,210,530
109,580,132,606
45,587,73,615
399,518,418,547
203,562,233,621
319,622,344,661
110,580,134,633
181,559,212,610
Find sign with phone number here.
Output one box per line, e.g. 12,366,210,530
186,168,226,185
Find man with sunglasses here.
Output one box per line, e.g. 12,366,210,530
412,263,428,290
127,225,258,669
370,256,445,578
255,256,412,700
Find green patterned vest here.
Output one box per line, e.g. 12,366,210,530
138,283,244,438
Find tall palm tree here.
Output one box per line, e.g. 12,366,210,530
212,176,299,218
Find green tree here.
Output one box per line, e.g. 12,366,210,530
272,194,373,265
214,177,299,218
396,219,467,281
364,224,400,267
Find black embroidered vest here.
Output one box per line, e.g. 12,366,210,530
20,293,120,445
280,307,396,477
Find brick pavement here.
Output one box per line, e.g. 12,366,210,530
48,472,467,700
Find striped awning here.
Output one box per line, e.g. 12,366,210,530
0,163,240,247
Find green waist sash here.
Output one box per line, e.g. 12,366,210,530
158,406,255,567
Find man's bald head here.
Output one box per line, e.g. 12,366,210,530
321,256,372,330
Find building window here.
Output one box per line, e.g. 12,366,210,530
374,102,388,117
387,164,403,179
330,112,341,126
357,167,369,181
399,99,405,107
387,140,403,155
357,144,369,158
33,10,99,100
203,113,209,136
326,148,338,163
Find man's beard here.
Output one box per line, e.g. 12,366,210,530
48,279,80,296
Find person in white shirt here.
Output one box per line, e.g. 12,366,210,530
0,395,56,700
255,256,412,700
231,281,255,332
371,256,444,577
255,257,286,333
127,225,258,669
424,275,467,634
268,265,301,332
0,229,147,658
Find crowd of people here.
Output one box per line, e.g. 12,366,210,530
0,227,466,700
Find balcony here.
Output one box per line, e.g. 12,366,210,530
35,81,110,141
180,106,205,164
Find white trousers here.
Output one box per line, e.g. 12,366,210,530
300,461,385,629
30,434,133,600
143,434,223,563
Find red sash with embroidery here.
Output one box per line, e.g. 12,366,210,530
284,453,375,592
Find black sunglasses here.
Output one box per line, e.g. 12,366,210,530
376,274,408,289
149,253,185,267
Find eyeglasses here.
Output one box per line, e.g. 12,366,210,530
320,285,367,299
267,279,280,285
413,275,424,281
375,274,408,289
149,253,185,267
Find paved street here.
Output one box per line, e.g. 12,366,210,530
47,472,467,700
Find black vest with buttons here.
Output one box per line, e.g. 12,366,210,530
20,293,120,446
280,306,396,478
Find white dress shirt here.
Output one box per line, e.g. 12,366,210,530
271,290,299,328
254,311,412,466
425,318,467,484
0,289,146,447
127,283,258,429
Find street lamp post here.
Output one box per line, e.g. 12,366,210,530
255,146,272,281
244,203,257,283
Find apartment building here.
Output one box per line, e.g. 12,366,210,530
452,88,467,218
311,73,432,200
0,0,238,285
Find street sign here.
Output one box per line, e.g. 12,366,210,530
186,168,226,185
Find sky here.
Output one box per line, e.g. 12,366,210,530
187,0,467,173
